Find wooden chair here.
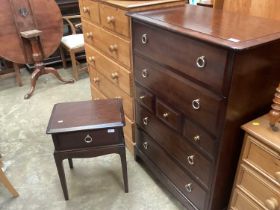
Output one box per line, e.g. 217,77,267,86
0,159,19,197
0,60,22,87
60,15,87,81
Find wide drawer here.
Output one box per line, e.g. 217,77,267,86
54,128,122,150
230,188,261,210
132,21,228,93
135,84,155,113
85,44,133,96
83,20,131,69
136,103,213,188
89,66,134,120
243,135,280,185
136,128,207,210
134,55,223,135
80,0,100,24
99,3,130,38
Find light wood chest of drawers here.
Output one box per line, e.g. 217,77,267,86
79,0,184,154
229,115,280,210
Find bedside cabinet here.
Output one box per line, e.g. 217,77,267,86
229,115,280,210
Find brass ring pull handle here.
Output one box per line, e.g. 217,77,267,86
86,32,93,39
143,117,149,126
192,99,200,110
143,142,148,150
93,77,100,83
88,56,95,63
83,7,90,13
111,72,118,80
139,95,145,100
107,16,115,24
141,69,148,78
196,56,207,69
84,134,93,143
187,155,195,165
141,33,148,45
264,198,279,210
185,183,193,193
163,113,169,118
109,44,118,52
193,135,200,142
275,171,280,182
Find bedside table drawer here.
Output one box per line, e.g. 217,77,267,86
54,128,121,150
80,0,100,24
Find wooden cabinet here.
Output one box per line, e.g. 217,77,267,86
130,5,280,210
229,115,280,210
79,0,185,154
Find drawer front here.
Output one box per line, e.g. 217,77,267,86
136,103,213,188
230,188,260,210
85,44,133,96
136,128,207,210
80,0,100,24
83,20,131,68
99,3,130,38
55,129,121,150
243,135,280,184
237,164,280,209
133,21,228,93
135,84,155,113
134,55,223,135
89,66,134,120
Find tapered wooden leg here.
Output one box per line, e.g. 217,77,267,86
44,67,74,84
13,63,22,87
59,47,67,69
54,155,69,200
119,148,128,193
0,162,19,197
24,68,41,99
68,158,73,169
70,51,78,81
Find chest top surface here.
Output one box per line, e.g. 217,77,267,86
46,99,125,134
129,4,280,50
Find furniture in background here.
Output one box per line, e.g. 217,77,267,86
229,114,280,209
46,99,128,200
0,61,22,87
80,0,185,154
60,15,87,81
0,159,19,197
129,5,280,210
197,0,213,7
269,83,280,131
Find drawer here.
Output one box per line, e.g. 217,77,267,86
136,128,207,210
243,135,280,185
83,20,131,68
54,128,122,150
136,103,213,188
230,188,260,210
237,164,280,210
80,0,100,24
156,99,182,132
135,84,155,113
183,118,217,158
89,66,134,120
134,55,223,135
132,21,228,93
99,3,130,38
85,44,133,96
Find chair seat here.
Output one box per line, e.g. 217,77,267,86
61,34,84,49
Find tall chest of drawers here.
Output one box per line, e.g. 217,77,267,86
79,0,184,154
229,115,280,210
130,5,280,210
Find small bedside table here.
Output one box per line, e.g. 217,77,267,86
46,99,128,200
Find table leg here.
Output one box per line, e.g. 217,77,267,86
68,158,73,169
54,155,69,200
119,148,128,193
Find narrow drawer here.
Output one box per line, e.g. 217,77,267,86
135,84,155,113
99,3,130,38
156,99,182,132
80,0,100,24
237,164,280,209
85,44,133,96
230,188,260,210
54,128,122,150
136,103,213,188
134,55,223,135
89,66,134,120
136,128,207,210
83,20,131,68
133,21,228,93
243,135,280,185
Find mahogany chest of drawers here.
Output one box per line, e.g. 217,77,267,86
229,115,280,210
79,0,184,154
130,5,280,210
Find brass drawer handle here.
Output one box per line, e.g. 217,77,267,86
143,142,148,150
143,117,149,126
111,72,118,80
187,155,195,165
141,69,148,78
275,171,280,182
139,95,145,100
141,33,148,45
84,134,93,143
265,197,279,210
185,183,193,193
192,99,200,110
196,56,207,69
88,56,95,63
86,32,93,39
109,44,118,52
193,135,200,142
107,16,115,24
83,6,90,13
93,77,100,83
163,113,169,118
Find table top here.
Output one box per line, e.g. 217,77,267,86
46,99,125,134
